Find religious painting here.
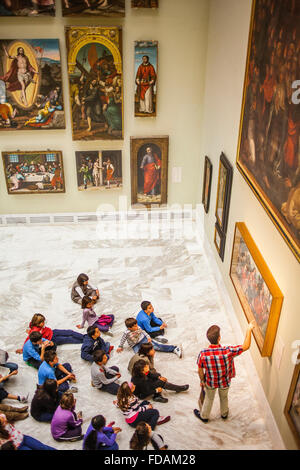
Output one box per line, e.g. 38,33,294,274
202,156,212,214
131,0,158,7
134,41,158,117
75,150,122,191
284,353,300,449
62,0,125,17
230,222,283,357
130,136,168,206
215,152,233,234
2,150,65,194
214,222,226,262
236,0,300,262
65,26,123,141
0,39,65,131
0,0,56,16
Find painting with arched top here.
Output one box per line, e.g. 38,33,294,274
65,26,123,141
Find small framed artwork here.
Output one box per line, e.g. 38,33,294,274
130,136,168,206
75,150,122,191
132,0,158,7
215,152,233,234
0,0,56,16
62,0,125,17
214,222,226,261
230,222,283,357
2,150,65,194
284,353,300,449
202,156,212,214
134,41,158,117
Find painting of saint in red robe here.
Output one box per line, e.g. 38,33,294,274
135,41,157,117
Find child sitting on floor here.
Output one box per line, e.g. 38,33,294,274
83,415,121,450
130,421,168,450
76,296,114,333
81,325,113,363
51,392,83,442
91,350,121,395
71,273,99,305
22,331,55,369
136,301,168,343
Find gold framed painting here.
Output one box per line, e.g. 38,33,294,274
62,0,125,17
230,222,283,357
215,152,233,234
65,26,123,141
236,0,300,262
202,156,212,214
214,222,226,262
2,150,65,194
130,136,168,206
284,353,300,449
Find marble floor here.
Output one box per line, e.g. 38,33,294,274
0,218,279,450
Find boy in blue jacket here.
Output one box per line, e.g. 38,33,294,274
23,331,55,369
81,325,113,363
136,301,168,343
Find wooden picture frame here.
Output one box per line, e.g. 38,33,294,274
65,26,123,141
62,0,125,17
75,150,122,191
2,150,65,194
134,40,158,117
0,0,56,16
132,0,159,7
236,0,299,262
130,136,168,206
214,222,226,262
284,353,300,449
215,152,233,234
202,156,212,214
230,222,283,357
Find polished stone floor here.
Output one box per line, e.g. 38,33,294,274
0,219,278,450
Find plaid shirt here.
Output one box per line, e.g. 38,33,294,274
197,344,243,388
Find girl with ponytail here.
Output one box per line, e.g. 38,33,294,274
83,415,121,450
130,421,168,450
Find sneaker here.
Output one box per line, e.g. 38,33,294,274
153,395,168,403
175,384,189,393
68,386,78,393
157,415,171,425
221,412,228,420
155,335,168,344
108,346,114,354
174,346,182,358
193,409,208,423
19,394,29,403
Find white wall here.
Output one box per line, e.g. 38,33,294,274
0,0,209,214
199,0,300,450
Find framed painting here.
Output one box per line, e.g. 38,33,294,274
75,150,122,191
0,0,56,16
62,0,125,17
132,0,158,7
214,222,226,262
230,222,283,357
202,156,212,214
134,41,158,117
65,26,123,141
130,136,168,206
0,39,65,131
2,150,65,194
236,0,300,262
284,353,300,449
215,152,233,234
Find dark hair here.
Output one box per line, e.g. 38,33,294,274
82,295,92,310
125,318,137,329
142,55,149,61
206,325,220,345
77,273,89,286
83,415,106,450
93,349,106,364
138,343,154,357
132,359,148,378
130,421,151,450
1,441,16,450
0,420,10,441
87,325,98,338
44,349,57,364
29,331,42,343
60,392,75,410
35,379,57,401
117,382,134,412
141,301,151,311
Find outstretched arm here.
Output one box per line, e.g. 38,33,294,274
242,320,255,351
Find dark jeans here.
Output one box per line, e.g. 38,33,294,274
55,425,82,442
129,408,159,431
32,411,55,423
100,366,120,395
18,435,56,450
149,318,165,338
133,337,175,354
1,361,18,373
55,362,72,394
52,329,84,345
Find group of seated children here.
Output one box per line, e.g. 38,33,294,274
0,273,188,450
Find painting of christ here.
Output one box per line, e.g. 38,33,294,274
65,26,123,141
75,150,122,190
0,39,65,131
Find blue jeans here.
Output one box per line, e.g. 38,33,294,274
52,329,84,345
133,337,175,354
55,362,72,393
1,362,18,373
18,435,56,450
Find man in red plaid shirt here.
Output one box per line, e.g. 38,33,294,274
194,321,255,423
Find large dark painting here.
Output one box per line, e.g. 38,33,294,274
0,0,56,16
62,0,125,17
236,0,300,262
